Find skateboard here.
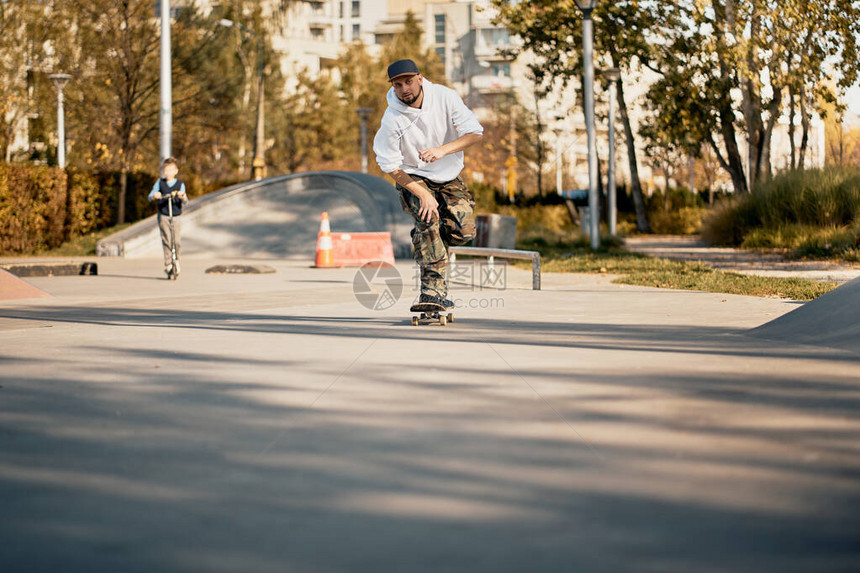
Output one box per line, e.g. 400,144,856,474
410,302,454,326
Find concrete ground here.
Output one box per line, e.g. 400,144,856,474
625,235,860,283
1,257,859,573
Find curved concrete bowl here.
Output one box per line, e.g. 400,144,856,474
97,171,413,260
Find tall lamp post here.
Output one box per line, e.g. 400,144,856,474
220,19,266,181
553,125,563,195
159,0,172,162
574,0,599,249
356,107,373,174
603,67,620,236
48,73,71,168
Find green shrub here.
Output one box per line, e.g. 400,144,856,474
469,179,577,241
640,188,706,235
94,170,159,226
66,169,102,236
0,164,68,254
702,167,860,248
648,205,707,234
0,163,160,255
791,223,860,261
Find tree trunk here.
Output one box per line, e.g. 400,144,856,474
739,6,765,190
788,82,797,170
597,156,605,222
720,105,748,195
118,166,127,225
534,90,544,198
837,122,844,165
688,153,695,195
616,79,650,232
239,66,252,177
663,164,671,212
713,34,749,195
564,199,580,227
799,83,810,169
759,86,782,183
709,126,747,196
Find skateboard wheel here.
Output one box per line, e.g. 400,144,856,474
439,315,447,326
447,313,454,323
420,313,427,319
411,316,419,326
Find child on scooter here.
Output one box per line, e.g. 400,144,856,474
148,157,188,278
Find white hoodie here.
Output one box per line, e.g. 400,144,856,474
373,79,483,184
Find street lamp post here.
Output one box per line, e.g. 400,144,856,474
48,73,71,169
574,0,599,249
603,67,621,236
553,126,563,195
159,0,172,162
219,19,266,181
356,107,373,174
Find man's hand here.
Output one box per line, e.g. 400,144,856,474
419,147,445,163
390,168,439,223
416,189,439,223
152,192,162,200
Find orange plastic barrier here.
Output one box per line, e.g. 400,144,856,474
331,232,395,266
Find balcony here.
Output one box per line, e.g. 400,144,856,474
474,47,514,63
474,27,518,61
472,74,514,93
309,14,334,28
308,4,333,28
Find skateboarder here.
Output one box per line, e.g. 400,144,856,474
372,58,483,312
148,157,188,278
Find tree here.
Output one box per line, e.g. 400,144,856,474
268,11,447,175
650,1,860,194
269,69,354,173
0,1,70,163
64,0,160,224
491,0,654,231
170,8,245,185
823,97,860,167
379,11,446,86
170,3,275,185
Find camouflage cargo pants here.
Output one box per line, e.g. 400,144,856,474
397,176,476,299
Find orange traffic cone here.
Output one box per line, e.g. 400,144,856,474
313,212,339,267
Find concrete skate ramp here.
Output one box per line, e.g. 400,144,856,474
749,275,860,355
97,171,413,259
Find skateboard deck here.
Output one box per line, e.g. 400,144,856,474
410,302,453,326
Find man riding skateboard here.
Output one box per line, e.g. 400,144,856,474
373,58,483,313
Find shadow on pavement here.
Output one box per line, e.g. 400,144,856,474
1,305,859,572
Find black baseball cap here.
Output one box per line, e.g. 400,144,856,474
387,59,420,81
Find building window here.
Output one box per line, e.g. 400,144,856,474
481,28,510,47
435,46,446,66
353,23,360,38
339,1,344,19
351,0,360,18
434,14,445,45
491,63,511,77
